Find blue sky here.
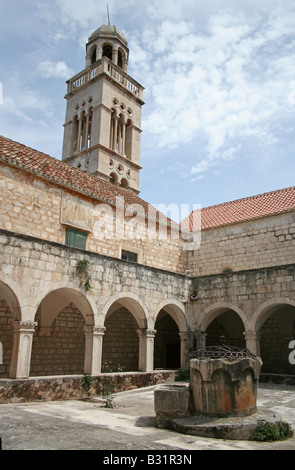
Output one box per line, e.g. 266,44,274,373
1,0,295,213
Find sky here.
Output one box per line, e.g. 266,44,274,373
1,0,295,215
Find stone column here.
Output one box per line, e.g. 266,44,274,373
113,112,118,152
76,115,83,153
83,112,90,150
179,332,191,369
138,329,157,372
84,326,105,376
112,47,118,66
9,321,37,379
199,331,207,348
244,331,261,357
121,116,127,157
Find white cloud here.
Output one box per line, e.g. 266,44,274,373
38,61,74,79
132,7,295,179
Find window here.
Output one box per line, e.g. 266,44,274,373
65,228,87,250
121,250,138,263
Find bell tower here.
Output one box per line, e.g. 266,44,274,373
62,25,144,193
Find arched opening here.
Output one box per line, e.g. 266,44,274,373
102,307,139,372
0,299,14,378
71,115,79,154
103,44,113,61
118,50,123,69
125,119,132,159
154,310,180,369
31,304,85,376
110,172,118,185
205,309,246,349
102,295,147,372
31,288,94,377
86,108,93,149
258,303,295,375
0,280,21,378
120,178,128,189
91,46,97,64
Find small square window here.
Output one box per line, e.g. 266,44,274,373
121,250,138,263
65,228,87,250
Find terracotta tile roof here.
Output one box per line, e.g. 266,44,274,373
1,136,294,232
181,186,295,231
0,135,168,223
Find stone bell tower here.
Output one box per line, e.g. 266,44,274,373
62,25,144,193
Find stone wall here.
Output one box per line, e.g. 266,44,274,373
0,300,13,379
31,304,86,377
0,164,187,274
0,371,177,404
189,212,295,276
102,308,139,372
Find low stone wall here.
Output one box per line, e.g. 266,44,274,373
0,371,177,404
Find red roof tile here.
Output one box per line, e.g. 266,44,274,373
1,136,294,232
0,135,166,222
181,186,295,231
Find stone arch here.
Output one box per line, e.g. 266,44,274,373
102,293,148,372
34,283,97,326
0,279,22,378
30,286,97,377
102,292,148,329
253,297,295,331
102,43,113,60
120,178,129,188
153,300,187,332
254,298,295,375
200,303,246,349
200,302,245,332
153,301,188,370
0,276,23,321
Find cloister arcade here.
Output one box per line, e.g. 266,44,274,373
1,276,295,380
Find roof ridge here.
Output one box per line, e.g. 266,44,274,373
199,185,295,213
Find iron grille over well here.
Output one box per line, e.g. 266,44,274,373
190,337,257,360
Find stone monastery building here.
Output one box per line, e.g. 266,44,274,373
1,25,295,394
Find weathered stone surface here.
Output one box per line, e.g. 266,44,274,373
0,371,176,404
190,357,261,417
170,410,282,441
154,382,193,428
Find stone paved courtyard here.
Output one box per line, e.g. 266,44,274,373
1,382,295,451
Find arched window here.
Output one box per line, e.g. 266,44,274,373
118,50,123,69
125,119,132,160
91,47,97,64
120,178,128,189
110,111,127,156
110,173,118,185
71,115,79,154
103,45,113,60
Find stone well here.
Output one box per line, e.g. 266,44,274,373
190,354,261,418
154,344,282,440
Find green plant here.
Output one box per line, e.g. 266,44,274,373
102,383,115,408
83,277,92,292
75,259,92,292
250,421,294,442
82,374,93,391
75,259,89,274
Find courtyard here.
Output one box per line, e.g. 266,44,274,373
1,381,295,451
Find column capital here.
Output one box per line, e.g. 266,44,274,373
84,326,106,336
137,329,157,338
179,331,191,340
243,331,261,340
13,321,37,332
